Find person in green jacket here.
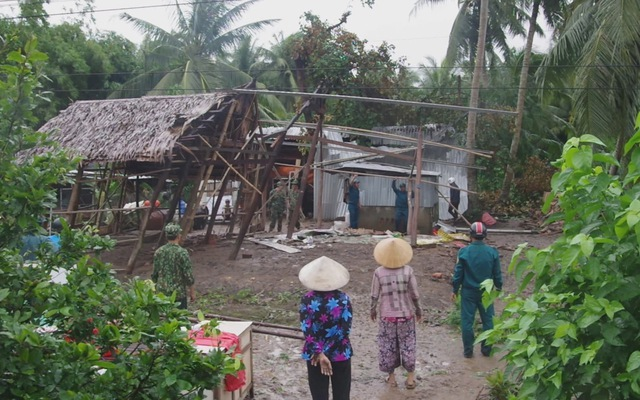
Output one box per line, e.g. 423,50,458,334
268,181,287,232
152,223,195,309
451,222,503,358
288,180,301,230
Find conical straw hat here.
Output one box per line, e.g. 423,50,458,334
298,256,350,291
373,237,413,269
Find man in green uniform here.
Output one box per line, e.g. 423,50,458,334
288,180,301,230
268,181,286,232
451,222,502,358
152,223,195,309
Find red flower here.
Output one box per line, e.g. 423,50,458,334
92,328,99,335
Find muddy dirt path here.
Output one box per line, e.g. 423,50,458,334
105,219,556,399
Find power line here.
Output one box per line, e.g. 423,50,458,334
0,0,227,20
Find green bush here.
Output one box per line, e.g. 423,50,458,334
0,40,239,399
481,125,640,399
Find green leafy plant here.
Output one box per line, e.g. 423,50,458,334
485,369,517,400
0,39,240,399
480,125,640,399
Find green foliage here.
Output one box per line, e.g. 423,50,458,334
281,13,410,128
0,40,239,399
0,15,141,124
485,369,518,400
481,127,640,399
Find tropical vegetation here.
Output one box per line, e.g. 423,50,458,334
3,0,640,397
0,36,239,400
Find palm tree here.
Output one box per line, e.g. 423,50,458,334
500,0,568,200
464,0,489,213
110,0,276,98
540,0,640,174
411,0,528,68
411,0,528,211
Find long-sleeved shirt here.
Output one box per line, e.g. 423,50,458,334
152,243,195,299
450,183,460,205
452,240,503,293
299,290,353,362
370,265,421,318
391,181,409,210
348,184,360,206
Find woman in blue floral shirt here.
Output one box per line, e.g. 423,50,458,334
299,256,353,400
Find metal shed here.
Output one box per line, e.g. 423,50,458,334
314,130,440,232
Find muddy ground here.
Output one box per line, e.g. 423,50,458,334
104,219,556,400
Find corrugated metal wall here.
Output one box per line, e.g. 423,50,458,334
314,130,441,221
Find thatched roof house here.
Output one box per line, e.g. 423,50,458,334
37,93,237,164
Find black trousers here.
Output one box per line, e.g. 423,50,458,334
307,359,351,400
448,202,460,219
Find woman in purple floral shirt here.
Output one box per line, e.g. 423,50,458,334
299,256,353,400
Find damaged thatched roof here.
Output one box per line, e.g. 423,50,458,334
36,93,230,163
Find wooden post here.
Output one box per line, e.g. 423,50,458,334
180,101,238,240
316,141,324,227
156,158,191,248
229,91,319,260
126,167,170,274
287,110,324,238
67,165,84,227
410,131,423,246
228,181,243,238
204,173,230,242
114,164,128,234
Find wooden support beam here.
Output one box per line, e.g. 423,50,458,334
230,86,322,260
410,132,423,246
67,166,83,227
126,165,171,274
317,137,415,162
287,109,324,238
204,173,230,243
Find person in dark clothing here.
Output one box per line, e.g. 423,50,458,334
448,177,461,220
299,256,353,400
347,177,361,229
451,222,503,358
391,180,409,233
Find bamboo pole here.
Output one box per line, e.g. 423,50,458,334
436,188,472,227
287,110,324,238
233,88,517,115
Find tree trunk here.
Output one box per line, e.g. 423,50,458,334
501,0,540,201
465,0,490,215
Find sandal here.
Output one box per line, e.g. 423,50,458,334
385,376,398,387
405,381,416,390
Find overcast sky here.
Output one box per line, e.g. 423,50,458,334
2,0,549,67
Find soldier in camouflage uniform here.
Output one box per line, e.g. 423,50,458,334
152,223,195,309
288,180,301,230
268,181,286,232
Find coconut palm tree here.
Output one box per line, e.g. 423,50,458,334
540,0,640,174
411,0,528,68
500,0,568,200
411,0,528,211
110,0,276,98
